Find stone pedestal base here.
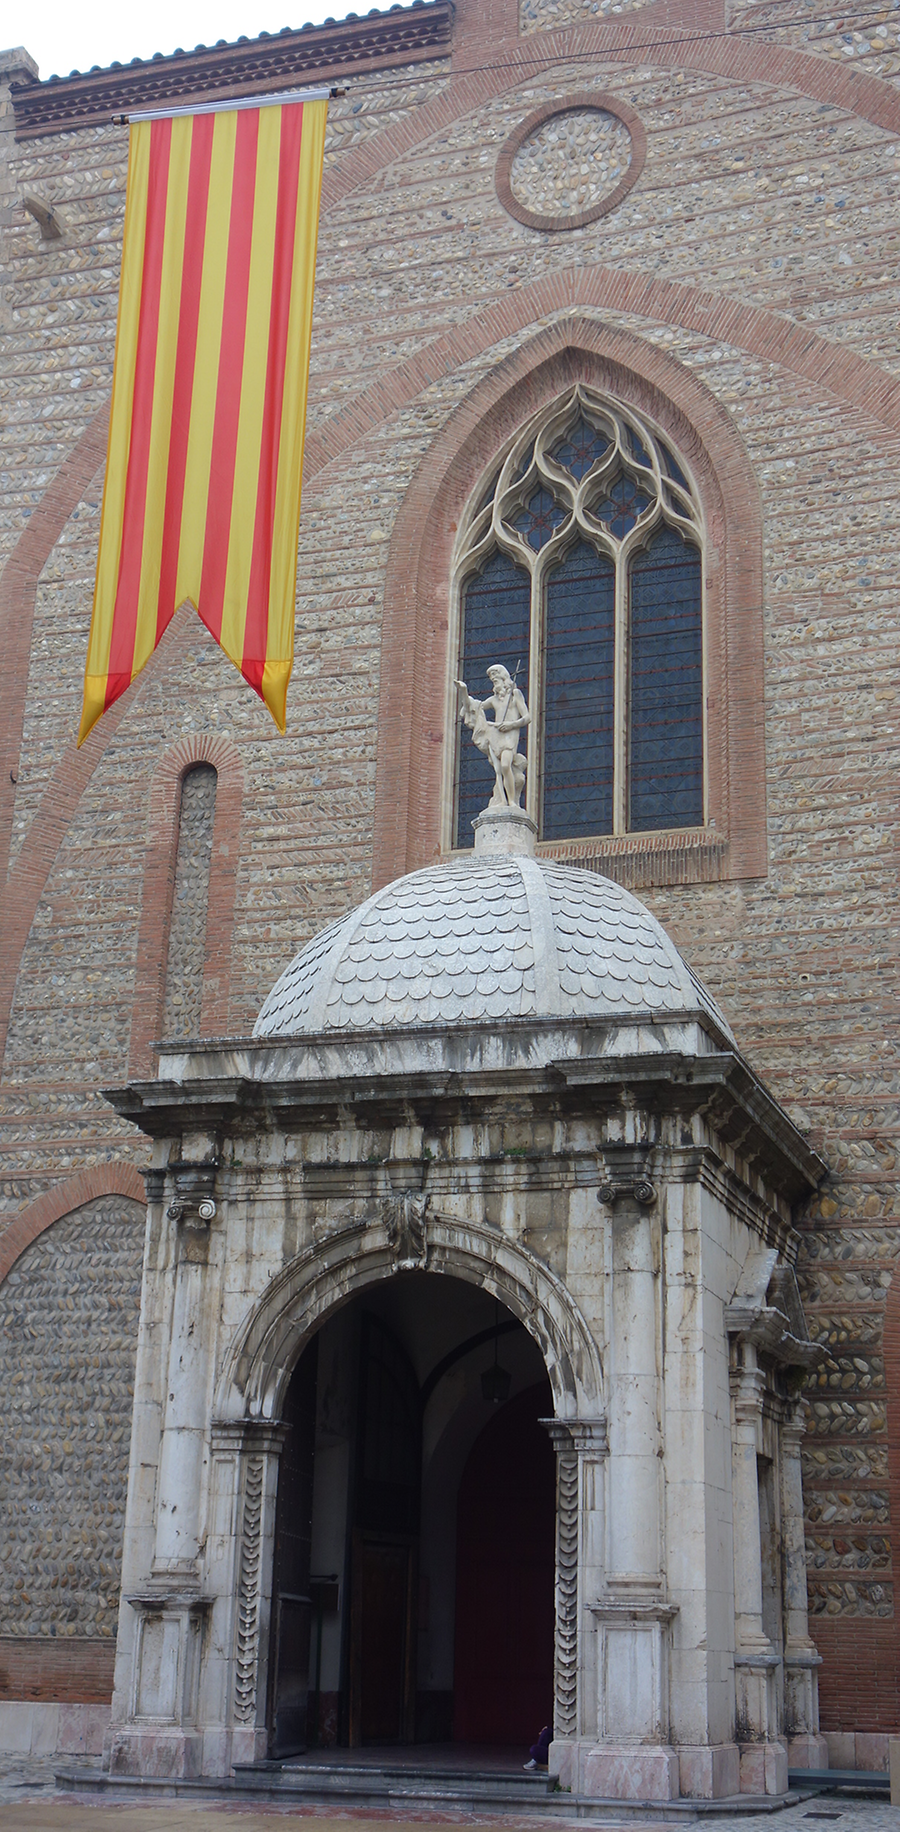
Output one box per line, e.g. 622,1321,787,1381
677,1743,741,1799
229,1725,269,1767
583,1744,680,1800
548,1738,574,1790
108,1726,203,1778
472,805,537,856
738,1740,788,1795
788,1733,829,1770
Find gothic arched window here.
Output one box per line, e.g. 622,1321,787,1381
450,387,704,849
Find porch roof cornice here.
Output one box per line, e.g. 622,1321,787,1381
103,1027,827,1207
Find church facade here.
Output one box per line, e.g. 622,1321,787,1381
0,0,898,1791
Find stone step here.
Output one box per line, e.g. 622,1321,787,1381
789,1768,890,1794
235,1759,557,1804
232,1763,806,1817
58,1766,806,1818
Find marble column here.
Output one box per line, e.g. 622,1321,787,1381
583,1181,679,1802
109,1163,219,1779
606,1192,661,1587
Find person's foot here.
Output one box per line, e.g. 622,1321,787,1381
523,1760,538,1771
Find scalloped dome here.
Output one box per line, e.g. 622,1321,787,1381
253,855,731,1040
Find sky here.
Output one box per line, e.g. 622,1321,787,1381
10,0,396,82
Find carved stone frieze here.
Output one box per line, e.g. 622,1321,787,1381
233,1456,265,1726
553,1443,579,1738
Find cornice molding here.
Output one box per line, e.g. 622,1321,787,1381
11,1,453,142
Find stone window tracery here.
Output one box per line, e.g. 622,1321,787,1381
450,386,705,849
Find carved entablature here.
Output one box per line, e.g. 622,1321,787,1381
726,1246,821,1375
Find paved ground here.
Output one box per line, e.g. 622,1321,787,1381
0,1757,895,1831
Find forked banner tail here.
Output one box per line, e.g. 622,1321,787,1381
78,89,328,745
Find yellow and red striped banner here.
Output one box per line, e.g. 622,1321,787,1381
79,90,328,745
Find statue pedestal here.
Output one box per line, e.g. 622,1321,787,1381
473,805,537,856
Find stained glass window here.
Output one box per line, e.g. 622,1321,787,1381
452,387,704,847
660,442,689,490
551,418,610,481
511,487,567,552
456,551,531,848
629,529,703,831
627,427,652,469
543,542,615,840
593,474,652,539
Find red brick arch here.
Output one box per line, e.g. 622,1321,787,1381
128,733,244,1078
0,1165,145,1290
0,602,197,1070
371,315,764,888
304,265,900,492
314,16,900,225
0,411,110,882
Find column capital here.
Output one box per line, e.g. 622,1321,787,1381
210,1417,289,1456
730,1362,766,1420
541,1416,608,1456
781,1401,807,1448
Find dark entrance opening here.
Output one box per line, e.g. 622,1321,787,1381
349,1314,420,1744
267,1274,556,1755
453,1380,555,1745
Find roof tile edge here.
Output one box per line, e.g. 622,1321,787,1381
11,1,453,140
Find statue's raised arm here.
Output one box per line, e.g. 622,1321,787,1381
456,664,529,811
456,677,477,726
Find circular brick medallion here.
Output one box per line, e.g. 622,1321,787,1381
496,94,646,232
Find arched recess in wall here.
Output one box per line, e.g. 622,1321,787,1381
0,1183,145,1699
128,735,243,1078
372,318,765,892
0,1163,145,1288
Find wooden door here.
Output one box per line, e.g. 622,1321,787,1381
350,1534,416,1744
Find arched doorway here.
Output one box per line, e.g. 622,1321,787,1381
267,1272,556,1754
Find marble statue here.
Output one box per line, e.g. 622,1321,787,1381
456,664,531,810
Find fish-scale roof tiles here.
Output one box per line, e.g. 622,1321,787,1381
253,856,731,1039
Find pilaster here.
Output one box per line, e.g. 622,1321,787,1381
542,1416,608,1788
780,1404,827,1769
729,1348,786,1795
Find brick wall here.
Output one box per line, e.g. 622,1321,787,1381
0,1637,115,1704
0,0,898,1727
